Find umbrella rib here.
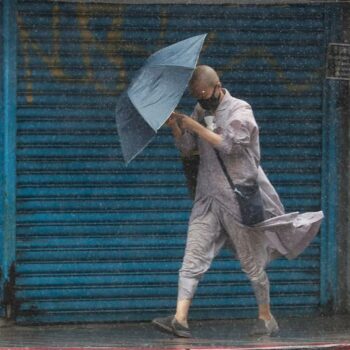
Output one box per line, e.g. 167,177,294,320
117,34,206,163
148,64,193,70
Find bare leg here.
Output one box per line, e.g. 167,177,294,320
256,303,279,336
258,304,272,320
175,299,192,328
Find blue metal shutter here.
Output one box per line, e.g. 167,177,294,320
0,0,3,318
16,1,329,324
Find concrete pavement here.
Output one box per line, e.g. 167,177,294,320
0,315,350,349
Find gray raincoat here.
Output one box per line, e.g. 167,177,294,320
175,89,324,260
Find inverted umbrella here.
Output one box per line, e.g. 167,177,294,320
115,34,207,163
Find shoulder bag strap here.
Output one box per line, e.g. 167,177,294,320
213,148,238,194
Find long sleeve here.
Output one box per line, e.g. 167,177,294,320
214,106,255,156
175,130,198,157
174,108,200,157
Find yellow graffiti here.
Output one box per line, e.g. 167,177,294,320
18,4,68,103
76,3,99,88
220,46,317,93
18,2,149,102
18,8,65,78
17,2,318,105
159,9,168,42
76,3,132,92
201,32,216,56
18,6,64,103
20,37,33,104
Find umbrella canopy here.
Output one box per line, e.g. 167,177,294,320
115,34,207,163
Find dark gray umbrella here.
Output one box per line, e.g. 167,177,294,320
115,34,207,163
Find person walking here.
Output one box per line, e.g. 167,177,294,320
152,65,323,338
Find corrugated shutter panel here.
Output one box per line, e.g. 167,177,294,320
16,1,326,324
0,0,3,318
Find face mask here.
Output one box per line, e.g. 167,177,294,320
198,86,221,111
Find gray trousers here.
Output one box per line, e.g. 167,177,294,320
178,200,270,304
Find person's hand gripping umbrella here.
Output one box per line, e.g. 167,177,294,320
115,34,207,163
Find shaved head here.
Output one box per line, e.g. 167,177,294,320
189,65,221,99
190,65,219,87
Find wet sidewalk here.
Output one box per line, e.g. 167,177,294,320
1,315,350,350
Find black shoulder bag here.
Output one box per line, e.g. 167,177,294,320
181,153,200,200
214,149,265,226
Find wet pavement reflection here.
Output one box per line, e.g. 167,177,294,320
0,315,350,349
